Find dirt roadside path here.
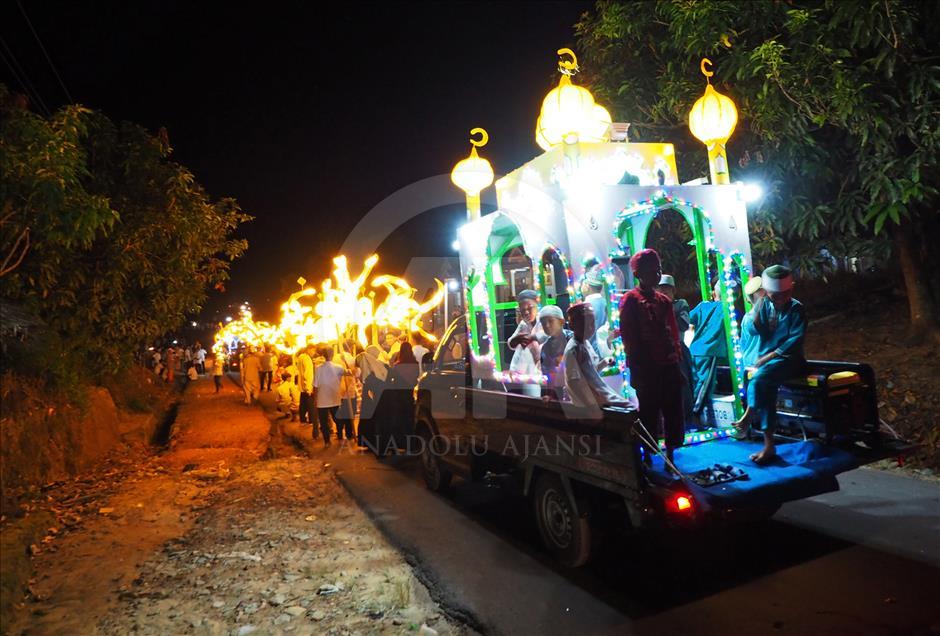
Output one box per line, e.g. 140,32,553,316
7,376,466,635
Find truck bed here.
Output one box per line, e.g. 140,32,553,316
648,438,859,510
465,388,896,512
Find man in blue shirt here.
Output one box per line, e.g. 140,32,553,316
733,265,806,464
689,283,728,426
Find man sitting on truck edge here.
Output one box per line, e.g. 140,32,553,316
732,265,806,465
618,249,685,466
563,303,630,417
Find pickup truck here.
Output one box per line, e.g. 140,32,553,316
410,315,912,567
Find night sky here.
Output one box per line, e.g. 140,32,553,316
1,1,592,321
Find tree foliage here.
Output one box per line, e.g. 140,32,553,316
0,86,250,373
575,0,940,330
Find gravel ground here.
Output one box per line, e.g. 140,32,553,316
7,377,467,636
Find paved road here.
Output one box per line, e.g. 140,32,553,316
331,449,940,636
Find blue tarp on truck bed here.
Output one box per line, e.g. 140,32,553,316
652,439,860,509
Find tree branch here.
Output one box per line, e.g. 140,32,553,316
0,227,30,277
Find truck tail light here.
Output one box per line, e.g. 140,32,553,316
674,495,693,513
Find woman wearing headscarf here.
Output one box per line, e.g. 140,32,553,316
358,344,389,384
356,344,389,449
392,342,420,387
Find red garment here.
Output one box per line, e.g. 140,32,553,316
618,287,681,370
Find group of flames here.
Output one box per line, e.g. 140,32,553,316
213,254,445,357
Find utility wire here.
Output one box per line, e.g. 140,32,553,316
16,0,73,103
0,35,52,117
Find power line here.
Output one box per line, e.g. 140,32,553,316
0,35,52,117
16,0,73,103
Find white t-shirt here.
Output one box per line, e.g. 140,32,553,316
315,361,346,408
563,338,628,409
509,320,547,376
194,348,206,363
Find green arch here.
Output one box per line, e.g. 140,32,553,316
615,201,712,302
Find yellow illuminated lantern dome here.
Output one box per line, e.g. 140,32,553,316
688,58,738,184
535,48,612,151
451,127,494,221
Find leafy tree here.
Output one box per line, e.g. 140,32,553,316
575,0,940,340
0,86,250,374
0,86,116,279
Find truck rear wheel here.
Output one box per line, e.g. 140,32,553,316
533,473,592,567
419,430,452,493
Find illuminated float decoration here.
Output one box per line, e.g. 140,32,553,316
535,49,612,150
451,128,495,222
688,58,738,186
452,52,755,418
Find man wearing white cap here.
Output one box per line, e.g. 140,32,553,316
508,289,547,394
733,265,806,464
581,265,610,357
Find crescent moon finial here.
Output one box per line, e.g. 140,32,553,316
469,127,489,148
700,58,714,83
558,48,579,75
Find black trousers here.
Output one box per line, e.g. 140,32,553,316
213,375,222,392
260,371,273,391
334,397,357,440
317,406,338,441
632,362,685,451
299,391,316,424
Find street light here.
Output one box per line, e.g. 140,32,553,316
688,58,738,185
451,128,494,222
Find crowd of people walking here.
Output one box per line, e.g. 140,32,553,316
147,342,207,383
225,330,433,448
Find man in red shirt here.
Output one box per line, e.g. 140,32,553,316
619,249,684,466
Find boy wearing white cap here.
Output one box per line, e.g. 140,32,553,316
733,265,806,464
538,304,572,395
